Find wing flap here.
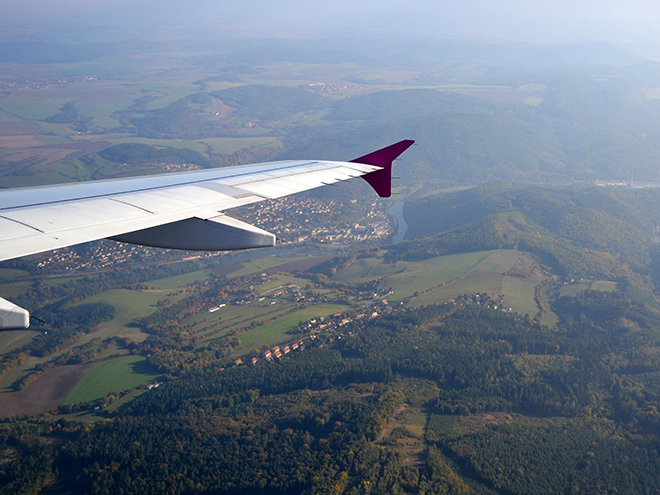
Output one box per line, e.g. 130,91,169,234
0,217,42,239
111,214,275,251
111,185,242,215
0,198,148,234
0,297,29,330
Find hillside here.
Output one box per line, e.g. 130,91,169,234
5,50,660,189
2,181,660,493
6,294,660,494
277,63,660,185
6,37,660,495
390,183,660,279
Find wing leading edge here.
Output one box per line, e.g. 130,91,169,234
0,140,414,329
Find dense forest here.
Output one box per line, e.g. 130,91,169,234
4,286,660,493
4,183,660,493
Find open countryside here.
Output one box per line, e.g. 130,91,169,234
0,247,574,416
4,23,660,493
61,355,162,405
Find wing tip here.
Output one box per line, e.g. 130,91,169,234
351,140,415,197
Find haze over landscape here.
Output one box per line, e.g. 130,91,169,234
5,0,660,42
4,2,660,494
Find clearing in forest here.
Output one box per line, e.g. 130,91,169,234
61,355,161,405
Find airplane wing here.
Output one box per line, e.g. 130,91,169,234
0,140,414,330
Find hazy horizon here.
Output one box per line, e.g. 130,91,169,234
2,0,660,46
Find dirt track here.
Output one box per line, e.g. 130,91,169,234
0,363,93,418
268,256,335,273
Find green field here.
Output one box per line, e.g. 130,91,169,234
559,280,618,298
386,252,494,300
0,95,72,121
410,250,522,306
193,301,298,337
61,355,162,405
141,83,204,110
0,356,42,394
333,257,402,283
591,281,618,292
559,283,593,297
541,290,560,327
74,288,167,316
0,330,40,356
501,274,548,318
403,250,563,324
332,251,494,301
0,281,32,298
257,274,310,295
73,288,189,343
0,269,29,280
523,97,543,106
232,304,349,351
54,55,146,78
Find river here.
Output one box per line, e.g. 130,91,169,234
388,201,407,243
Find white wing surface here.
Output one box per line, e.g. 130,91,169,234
0,159,378,262
0,139,415,329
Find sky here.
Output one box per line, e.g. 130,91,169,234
2,0,660,44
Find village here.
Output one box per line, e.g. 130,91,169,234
0,75,97,91
237,196,393,244
223,289,513,371
231,297,395,368
33,195,394,272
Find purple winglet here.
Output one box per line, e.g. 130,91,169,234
350,140,415,197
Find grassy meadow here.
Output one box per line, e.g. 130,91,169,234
61,355,161,405
72,288,191,344
0,246,583,408
231,303,350,352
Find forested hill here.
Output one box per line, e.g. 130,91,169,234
391,183,660,279
8,297,660,494
276,63,660,185
18,63,660,187
279,112,567,184
322,89,497,122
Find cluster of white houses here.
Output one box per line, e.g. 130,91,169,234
234,341,307,367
